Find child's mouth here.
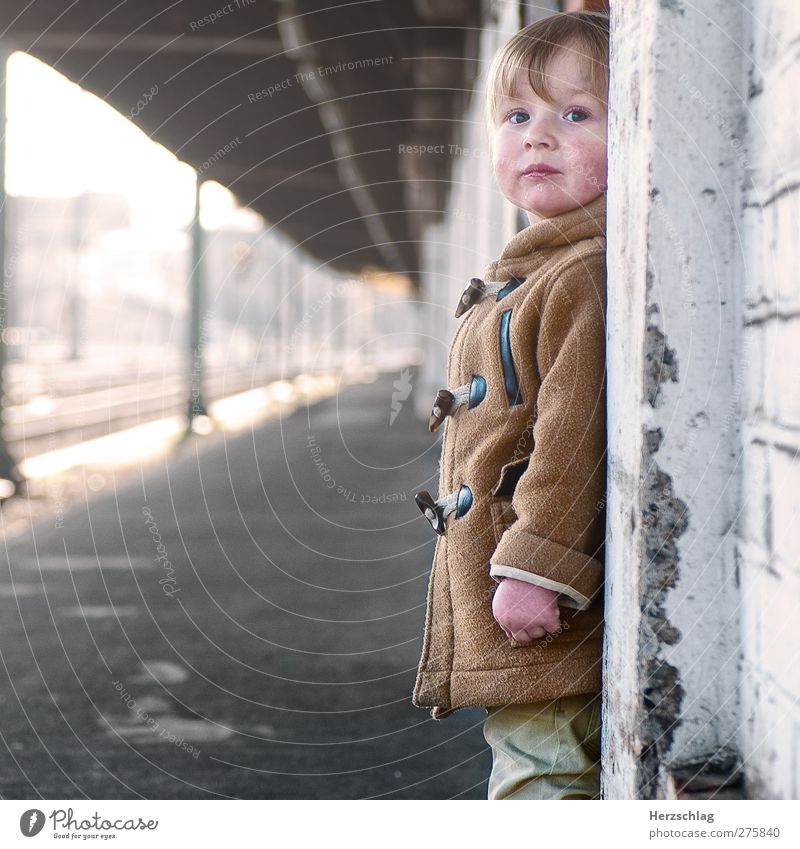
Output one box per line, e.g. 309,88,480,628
523,169,560,179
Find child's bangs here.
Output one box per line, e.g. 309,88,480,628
500,41,565,108
495,40,607,109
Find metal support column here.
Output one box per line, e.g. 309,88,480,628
187,176,208,427
69,192,84,360
0,43,23,494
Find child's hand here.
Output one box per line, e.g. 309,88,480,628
492,577,561,643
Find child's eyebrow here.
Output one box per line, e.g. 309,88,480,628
496,85,602,107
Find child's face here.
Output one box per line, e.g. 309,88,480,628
490,47,608,225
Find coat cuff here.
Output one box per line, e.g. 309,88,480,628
488,564,582,608
490,528,603,611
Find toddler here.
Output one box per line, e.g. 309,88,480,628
413,10,610,800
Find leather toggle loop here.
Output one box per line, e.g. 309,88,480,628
414,485,472,535
428,389,455,433
455,278,487,318
428,377,486,433
454,277,527,318
414,490,447,535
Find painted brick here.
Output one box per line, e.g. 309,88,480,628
768,443,800,574
770,319,800,428
741,667,800,799
739,440,770,550
742,205,775,309
743,549,800,698
741,325,765,419
747,5,800,205
762,317,778,424
774,191,800,304
738,544,763,672
751,0,800,81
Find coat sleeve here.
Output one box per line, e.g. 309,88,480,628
489,254,607,610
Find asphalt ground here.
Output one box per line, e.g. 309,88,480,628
0,370,491,799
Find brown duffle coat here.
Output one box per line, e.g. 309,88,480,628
413,193,608,718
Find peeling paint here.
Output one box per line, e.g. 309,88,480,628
637,310,690,798
669,753,744,798
637,436,689,798
644,321,680,408
747,66,764,100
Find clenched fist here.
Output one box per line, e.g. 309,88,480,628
492,577,561,643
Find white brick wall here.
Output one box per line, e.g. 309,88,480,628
739,0,800,801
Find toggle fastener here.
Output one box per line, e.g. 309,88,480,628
428,376,487,432
414,484,473,535
454,276,527,318
428,389,455,433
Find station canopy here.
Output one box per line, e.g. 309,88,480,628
1,0,483,283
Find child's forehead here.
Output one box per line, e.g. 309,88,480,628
499,71,598,106
498,49,603,108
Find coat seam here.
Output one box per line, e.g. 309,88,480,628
450,654,603,674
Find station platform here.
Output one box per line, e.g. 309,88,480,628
0,370,490,799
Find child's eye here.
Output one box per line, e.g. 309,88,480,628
508,110,529,125
564,107,589,123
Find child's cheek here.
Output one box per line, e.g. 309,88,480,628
491,132,511,170
569,144,608,193
492,147,515,186
587,153,608,191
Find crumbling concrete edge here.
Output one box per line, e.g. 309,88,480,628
636,313,689,799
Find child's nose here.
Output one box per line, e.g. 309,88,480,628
523,113,557,149
524,129,556,149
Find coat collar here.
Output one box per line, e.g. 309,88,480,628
483,193,606,281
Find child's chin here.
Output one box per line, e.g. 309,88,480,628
523,203,567,221
524,198,586,220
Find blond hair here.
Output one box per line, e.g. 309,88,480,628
485,11,610,137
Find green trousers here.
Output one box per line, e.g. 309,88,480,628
483,693,602,800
